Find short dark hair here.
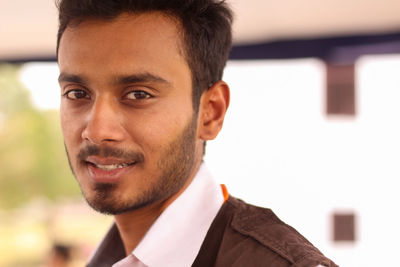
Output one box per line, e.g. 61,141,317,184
56,0,233,111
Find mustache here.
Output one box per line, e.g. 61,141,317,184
77,145,145,163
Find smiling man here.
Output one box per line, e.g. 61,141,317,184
56,1,337,266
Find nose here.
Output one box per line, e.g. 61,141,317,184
81,96,126,145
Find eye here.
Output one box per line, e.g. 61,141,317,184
125,91,152,100
64,89,90,100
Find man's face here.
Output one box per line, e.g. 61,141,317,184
58,13,203,214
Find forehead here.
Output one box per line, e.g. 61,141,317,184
58,12,188,81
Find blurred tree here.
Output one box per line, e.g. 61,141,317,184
0,64,80,209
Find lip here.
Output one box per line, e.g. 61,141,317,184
85,156,135,166
84,157,137,183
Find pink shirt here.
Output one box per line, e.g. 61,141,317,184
113,164,224,267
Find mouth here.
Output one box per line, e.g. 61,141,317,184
83,157,138,183
88,162,136,171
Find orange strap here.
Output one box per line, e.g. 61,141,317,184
220,184,229,203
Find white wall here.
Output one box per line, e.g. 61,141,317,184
205,56,400,266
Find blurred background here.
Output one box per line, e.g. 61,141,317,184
1,0,400,266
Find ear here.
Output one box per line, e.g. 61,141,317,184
198,81,230,140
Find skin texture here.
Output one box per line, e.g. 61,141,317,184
58,12,230,254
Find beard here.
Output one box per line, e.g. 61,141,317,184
66,114,198,215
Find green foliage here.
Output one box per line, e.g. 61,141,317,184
0,64,80,209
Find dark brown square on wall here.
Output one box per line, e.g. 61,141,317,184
333,213,356,242
326,63,356,116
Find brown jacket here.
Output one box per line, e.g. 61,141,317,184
192,196,338,267
87,196,338,267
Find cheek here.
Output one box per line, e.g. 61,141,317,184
125,112,186,156
60,108,83,146
145,114,184,137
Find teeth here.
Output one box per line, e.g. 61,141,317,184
95,163,131,171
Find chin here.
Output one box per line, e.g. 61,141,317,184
82,182,160,215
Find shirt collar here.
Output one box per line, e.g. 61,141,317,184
132,163,224,267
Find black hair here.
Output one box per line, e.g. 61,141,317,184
56,0,233,111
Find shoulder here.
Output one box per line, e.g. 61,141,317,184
214,196,338,267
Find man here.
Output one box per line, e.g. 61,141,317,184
56,0,337,266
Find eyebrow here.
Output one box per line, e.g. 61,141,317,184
58,72,171,87
116,73,170,86
58,73,87,84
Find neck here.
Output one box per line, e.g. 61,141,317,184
114,160,202,255
114,200,169,255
